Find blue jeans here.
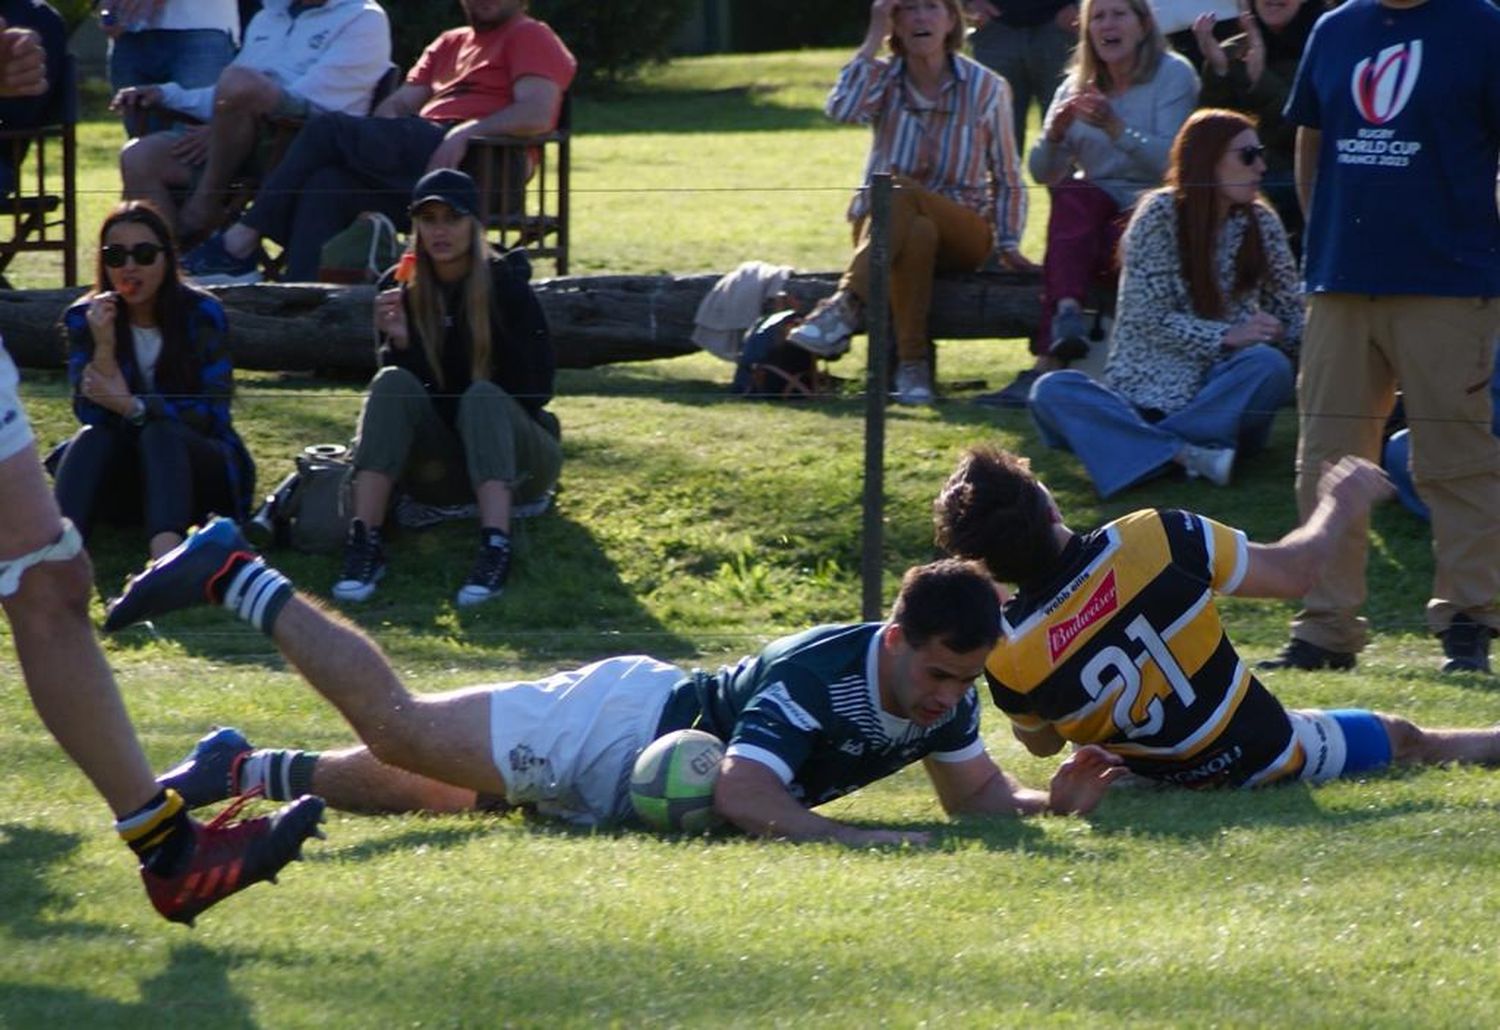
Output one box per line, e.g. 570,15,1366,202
1382,353,1500,521
109,29,236,137
1030,345,1295,498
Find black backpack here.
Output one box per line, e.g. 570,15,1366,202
731,310,824,399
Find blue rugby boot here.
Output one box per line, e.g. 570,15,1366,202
159,727,253,809
105,517,260,632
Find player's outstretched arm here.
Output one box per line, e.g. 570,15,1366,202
925,747,1125,818
1233,456,1394,599
713,755,930,846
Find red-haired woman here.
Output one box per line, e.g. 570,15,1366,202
1027,108,1299,497
53,200,253,560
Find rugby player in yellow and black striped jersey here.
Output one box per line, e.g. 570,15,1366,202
934,446,1500,790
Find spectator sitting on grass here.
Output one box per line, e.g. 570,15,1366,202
52,201,255,564
181,0,575,285
934,446,1500,791
108,550,1126,836
787,0,1034,407
115,0,391,244
975,0,1199,410
1027,108,1298,497
331,169,561,609
100,0,241,140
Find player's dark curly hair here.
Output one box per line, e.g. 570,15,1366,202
932,446,1061,587
890,559,1000,654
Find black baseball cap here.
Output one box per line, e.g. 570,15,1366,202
410,168,481,219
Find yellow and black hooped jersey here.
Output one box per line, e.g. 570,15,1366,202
984,509,1303,789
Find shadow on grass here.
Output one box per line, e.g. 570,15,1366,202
0,824,110,942
99,510,700,670
0,941,254,1027
1083,773,1500,841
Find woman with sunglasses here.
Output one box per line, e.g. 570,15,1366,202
53,200,253,559
1026,108,1299,497
332,168,560,608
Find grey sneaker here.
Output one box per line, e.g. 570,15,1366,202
1048,304,1091,361
1179,444,1235,487
893,361,934,405
787,291,858,357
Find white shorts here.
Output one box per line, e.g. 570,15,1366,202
488,655,685,825
0,342,36,464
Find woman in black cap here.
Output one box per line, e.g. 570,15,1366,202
333,167,561,607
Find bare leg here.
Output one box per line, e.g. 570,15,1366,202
1379,713,1500,766
180,68,282,239
310,746,479,814
269,593,509,797
475,479,512,533
120,132,194,228
351,468,395,526
0,445,157,816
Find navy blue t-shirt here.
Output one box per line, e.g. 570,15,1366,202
1284,0,1500,296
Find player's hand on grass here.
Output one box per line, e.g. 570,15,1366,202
1047,745,1128,815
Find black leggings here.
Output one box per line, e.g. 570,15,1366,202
53,419,237,541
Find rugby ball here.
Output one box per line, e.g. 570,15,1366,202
630,729,725,833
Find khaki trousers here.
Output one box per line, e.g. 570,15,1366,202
1293,294,1500,651
841,176,993,362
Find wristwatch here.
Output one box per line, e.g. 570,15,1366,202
126,396,147,426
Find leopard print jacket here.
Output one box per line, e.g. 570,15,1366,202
1105,189,1302,414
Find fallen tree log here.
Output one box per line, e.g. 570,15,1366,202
0,269,1042,373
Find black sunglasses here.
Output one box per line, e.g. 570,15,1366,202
1235,144,1267,167
102,242,164,268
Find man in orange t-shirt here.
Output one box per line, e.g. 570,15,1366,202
183,0,575,283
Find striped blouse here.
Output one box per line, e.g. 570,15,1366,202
826,52,1027,250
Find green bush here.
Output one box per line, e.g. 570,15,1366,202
50,0,94,33
386,0,691,91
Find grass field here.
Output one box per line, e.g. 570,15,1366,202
3,50,1500,1027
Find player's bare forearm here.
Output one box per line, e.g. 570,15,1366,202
714,756,929,846
1015,723,1066,756
941,766,1053,818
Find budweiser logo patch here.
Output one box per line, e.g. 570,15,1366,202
1047,571,1118,661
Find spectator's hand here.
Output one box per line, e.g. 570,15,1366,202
375,288,409,348
1047,745,1128,815
86,292,120,359
1238,1,1266,86
1222,311,1283,349
1316,456,1394,513
111,85,164,114
0,20,46,98
1054,3,1079,33
170,125,211,166
996,247,1041,273
965,0,1001,28
862,0,897,53
81,362,134,415
424,129,472,173
1192,13,1230,76
1043,94,1082,142
1074,87,1123,139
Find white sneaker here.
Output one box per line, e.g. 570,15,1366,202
1179,444,1235,487
894,361,934,405
788,291,859,357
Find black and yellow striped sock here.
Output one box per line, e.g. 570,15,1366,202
116,789,193,875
